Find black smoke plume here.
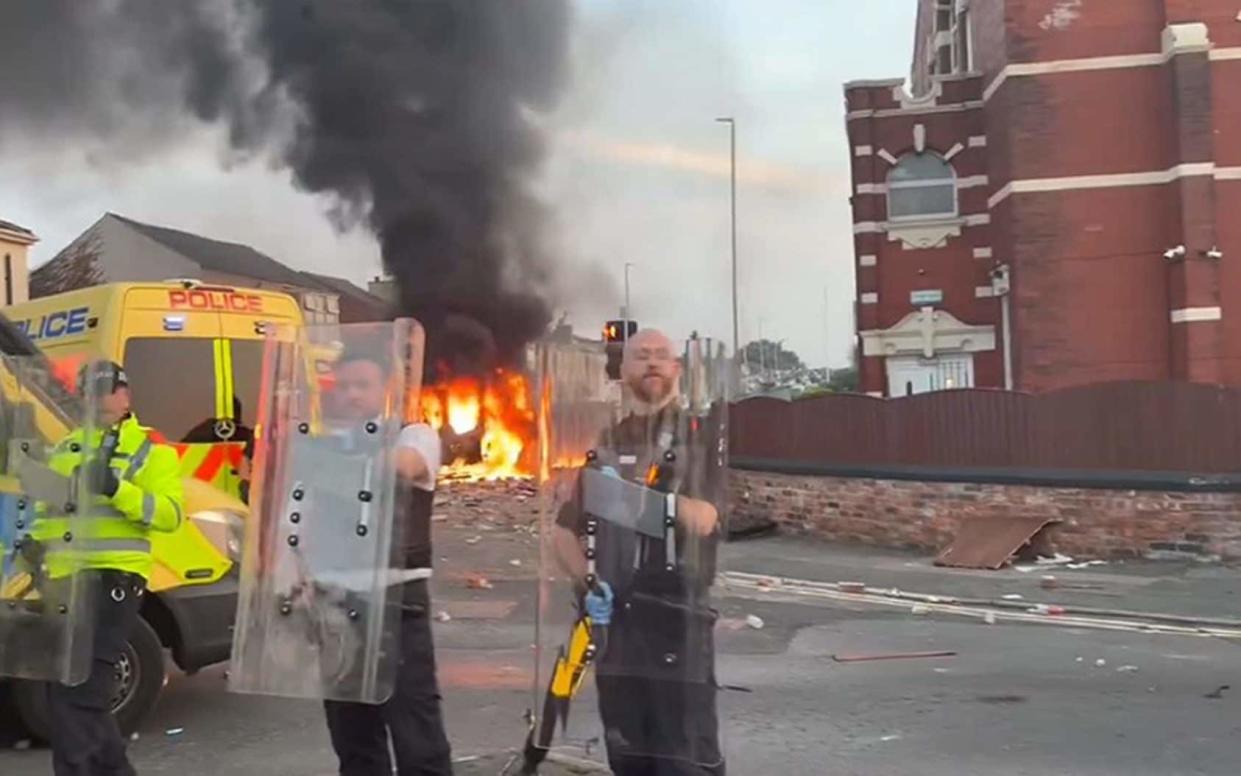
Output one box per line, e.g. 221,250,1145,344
0,0,572,376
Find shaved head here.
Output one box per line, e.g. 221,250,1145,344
621,328,681,407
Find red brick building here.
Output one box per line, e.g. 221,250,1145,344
846,1,1241,396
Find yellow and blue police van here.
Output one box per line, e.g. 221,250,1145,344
0,280,305,740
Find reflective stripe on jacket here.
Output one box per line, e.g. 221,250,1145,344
30,414,185,580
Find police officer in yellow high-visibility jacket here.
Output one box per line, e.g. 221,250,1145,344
30,360,184,776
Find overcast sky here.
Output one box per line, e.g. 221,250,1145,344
0,0,913,369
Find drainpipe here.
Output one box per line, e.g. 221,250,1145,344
993,263,1013,390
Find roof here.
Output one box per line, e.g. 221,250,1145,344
0,218,37,244
109,213,309,287
0,219,34,236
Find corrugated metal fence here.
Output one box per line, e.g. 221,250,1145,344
730,382,1241,474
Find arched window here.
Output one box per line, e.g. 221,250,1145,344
887,153,957,221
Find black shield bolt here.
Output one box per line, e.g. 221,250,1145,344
365,422,378,434
289,512,301,524
63,531,73,543
356,524,369,537
298,422,310,434
287,534,299,547
292,488,304,501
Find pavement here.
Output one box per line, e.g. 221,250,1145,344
6,509,1241,775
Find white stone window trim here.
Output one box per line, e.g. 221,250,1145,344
1170,307,1222,323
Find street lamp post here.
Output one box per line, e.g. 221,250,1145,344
623,261,635,346
715,117,739,364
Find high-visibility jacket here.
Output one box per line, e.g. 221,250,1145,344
30,414,185,580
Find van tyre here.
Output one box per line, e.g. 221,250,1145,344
13,616,166,742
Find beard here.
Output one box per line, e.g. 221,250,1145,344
630,372,673,405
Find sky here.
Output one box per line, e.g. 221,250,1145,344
0,0,914,369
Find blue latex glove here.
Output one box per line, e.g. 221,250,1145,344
584,581,614,626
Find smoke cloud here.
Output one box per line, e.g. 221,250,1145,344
0,0,572,372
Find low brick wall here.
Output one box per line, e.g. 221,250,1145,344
729,469,1241,561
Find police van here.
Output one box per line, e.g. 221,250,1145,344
0,280,305,740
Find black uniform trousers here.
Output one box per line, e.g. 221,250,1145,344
49,569,144,776
323,580,452,776
594,596,726,776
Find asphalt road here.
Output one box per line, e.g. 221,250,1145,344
6,532,1241,775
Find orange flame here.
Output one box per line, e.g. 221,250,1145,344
421,369,537,480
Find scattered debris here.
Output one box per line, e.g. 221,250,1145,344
910,604,930,615
984,611,997,625
1065,560,1107,570
833,650,957,664
1001,593,1024,601
976,694,1028,705
1029,604,1066,616
509,559,523,567
432,513,449,523
13,739,31,751
436,610,453,623
879,734,902,742
1095,659,1107,667
745,614,765,630
1117,665,1139,673
465,536,482,545
130,733,140,742
1205,684,1230,699
1014,565,1036,573
1075,657,1084,663
465,574,494,590
165,728,184,736
838,581,866,594
936,516,1062,570
1036,553,1075,566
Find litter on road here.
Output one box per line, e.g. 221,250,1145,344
832,650,958,663
745,614,766,629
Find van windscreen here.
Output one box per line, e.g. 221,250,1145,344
123,337,263,444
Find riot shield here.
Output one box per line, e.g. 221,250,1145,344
0,354,100,685
228,319,421,703
529,333,730,771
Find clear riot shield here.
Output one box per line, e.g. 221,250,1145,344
0,354,99,684
228,319,420,703
531,334,730,771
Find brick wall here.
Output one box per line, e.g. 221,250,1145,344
730,469,1241,561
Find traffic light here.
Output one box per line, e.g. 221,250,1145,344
603,319,637,380
603,319,637,343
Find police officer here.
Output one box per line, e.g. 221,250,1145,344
553,328,725,776
320,349,453,776
32,360,185,776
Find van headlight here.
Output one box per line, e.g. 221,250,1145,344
189,509,246,564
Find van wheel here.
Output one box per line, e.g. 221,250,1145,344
14,617,166,742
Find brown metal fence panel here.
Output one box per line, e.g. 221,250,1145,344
730,382,1241,474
